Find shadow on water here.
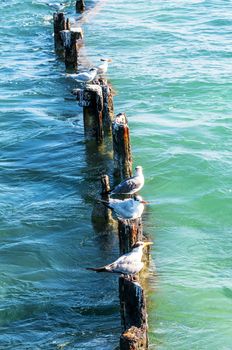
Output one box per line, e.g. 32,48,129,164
79,135,120,250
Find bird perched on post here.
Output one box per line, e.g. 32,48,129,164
86,241,153,277
67,68,98,83
46,2,66,12
109,165,144,196
97,58,112,75
99,195,147,221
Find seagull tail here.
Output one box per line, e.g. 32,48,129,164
86,267,107,272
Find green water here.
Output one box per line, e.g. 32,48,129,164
1,0,232,349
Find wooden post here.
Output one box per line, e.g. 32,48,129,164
118,218,143,255
91,174,117,233
60,28,83,71
112,113,132,179
53,12,68,55
100,79,114,133
120,326,148,350
78,84,104,143
76,0,85,12
101,174,110,198
73,79,112,139
100,174,112,223
119,277,148,350
66,18,71,31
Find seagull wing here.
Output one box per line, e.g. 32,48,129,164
106,251,143,275
112,199,136,219
98,198,123,209
74,72,90,81
111,176,141,194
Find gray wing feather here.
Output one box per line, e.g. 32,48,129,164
111,176,140,194
106,252,141,274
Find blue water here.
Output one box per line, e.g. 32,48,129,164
1,0,232,349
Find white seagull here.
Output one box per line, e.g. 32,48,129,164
99,195,147,220
86,241,153,276
67,68,98,83
97,58,112,75
109,166,144,196
46,2,66,12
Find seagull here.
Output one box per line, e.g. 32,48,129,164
67,68,98,83
97,58,112,75
86,241,153,277
109,166,144,196
46,2,66,12
99,195,147,220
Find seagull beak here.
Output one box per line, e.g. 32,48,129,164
143,241,153,247
141,200,149,204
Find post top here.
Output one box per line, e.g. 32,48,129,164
113,112,127,126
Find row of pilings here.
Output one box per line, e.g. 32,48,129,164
52,1,152,349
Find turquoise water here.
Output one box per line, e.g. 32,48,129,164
1,0,232,349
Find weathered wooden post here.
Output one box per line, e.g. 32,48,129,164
99,79,114,133
72,79,113,138
76,0,85,12
101,174,110,198
112,113,132,179
83,84,104,143
91,174,117,233
119,277,148,350
60,28,83,71
118,218,143,255
75,84,104,143
99,174,111,222
53,12,69,55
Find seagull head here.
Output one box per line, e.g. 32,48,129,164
100,58,112,62
89,68,98,72
135,165,143,176
134,195,148,204
132,241,153,252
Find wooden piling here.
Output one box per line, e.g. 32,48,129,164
99,174,113,223
91,174,117,233
112,113,132,179
101,174,110,198
100,79,114,133
53,12,69,55
119,277,148,350
76,0,85,12
60,28,83,71
118,218,143,255
78,84,104,143
73,79,113,138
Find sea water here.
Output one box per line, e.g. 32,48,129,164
0,0,232,349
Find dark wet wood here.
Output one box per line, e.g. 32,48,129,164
61,29,83,71
99,174,113,223
100,79,114,133
82,84,104,143
101,174,110,197
76,0,85,13
112,113,132,179
118,218,143,255
53,12,68,55
119,277,148,350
